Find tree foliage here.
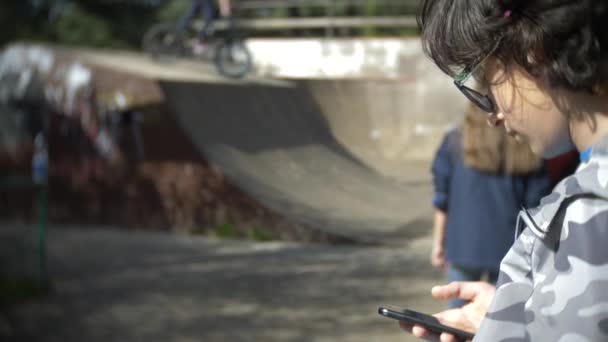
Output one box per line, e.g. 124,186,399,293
0,0,162,49
0,0,420,49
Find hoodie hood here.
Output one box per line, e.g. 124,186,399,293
524,134,608,237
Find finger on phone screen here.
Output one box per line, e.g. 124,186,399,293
398,321,418,336
439,332,459,342
441,332,472,342
399,322,425,337
413,325,441,341
412,325,427,337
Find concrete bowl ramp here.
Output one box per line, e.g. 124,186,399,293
4,41,467,244
160,79,434,244
72,41,467,244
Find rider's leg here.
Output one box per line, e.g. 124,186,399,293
218,0,231,18
198,0,216,41
178,0,202,32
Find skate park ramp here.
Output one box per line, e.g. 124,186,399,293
10,42,467,244
153,39,467,244
160,79,448,244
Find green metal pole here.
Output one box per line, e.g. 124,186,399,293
37,184,47,287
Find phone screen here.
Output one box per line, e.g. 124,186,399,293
378,307,475,340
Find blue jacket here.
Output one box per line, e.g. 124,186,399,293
432,128,552,270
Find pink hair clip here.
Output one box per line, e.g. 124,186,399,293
504,10,513,18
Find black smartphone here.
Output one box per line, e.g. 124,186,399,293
378,307,475,341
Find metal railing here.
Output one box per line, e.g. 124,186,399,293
217,0,419,36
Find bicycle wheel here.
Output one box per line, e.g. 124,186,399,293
214,40,252,79
142,22,184,61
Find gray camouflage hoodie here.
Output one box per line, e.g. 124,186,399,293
474,135,608,341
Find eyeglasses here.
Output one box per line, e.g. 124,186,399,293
452,35,504,114
453,67,496,113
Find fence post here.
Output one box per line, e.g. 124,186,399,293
32,131,49,288
37,183,48,287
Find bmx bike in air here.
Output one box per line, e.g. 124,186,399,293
142,20,253,79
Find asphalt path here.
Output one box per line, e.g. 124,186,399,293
1,224,445,342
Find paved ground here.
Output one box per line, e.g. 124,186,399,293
1,224,445,342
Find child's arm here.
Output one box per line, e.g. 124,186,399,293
430,132,453,269
431,209,447,269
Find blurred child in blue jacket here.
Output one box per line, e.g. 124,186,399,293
430,104,556,308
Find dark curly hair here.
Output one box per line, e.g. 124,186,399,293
417,0,608,92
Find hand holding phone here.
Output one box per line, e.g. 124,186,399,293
378,307,475,341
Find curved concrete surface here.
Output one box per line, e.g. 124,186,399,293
4,42,462,243
160,80,433,243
